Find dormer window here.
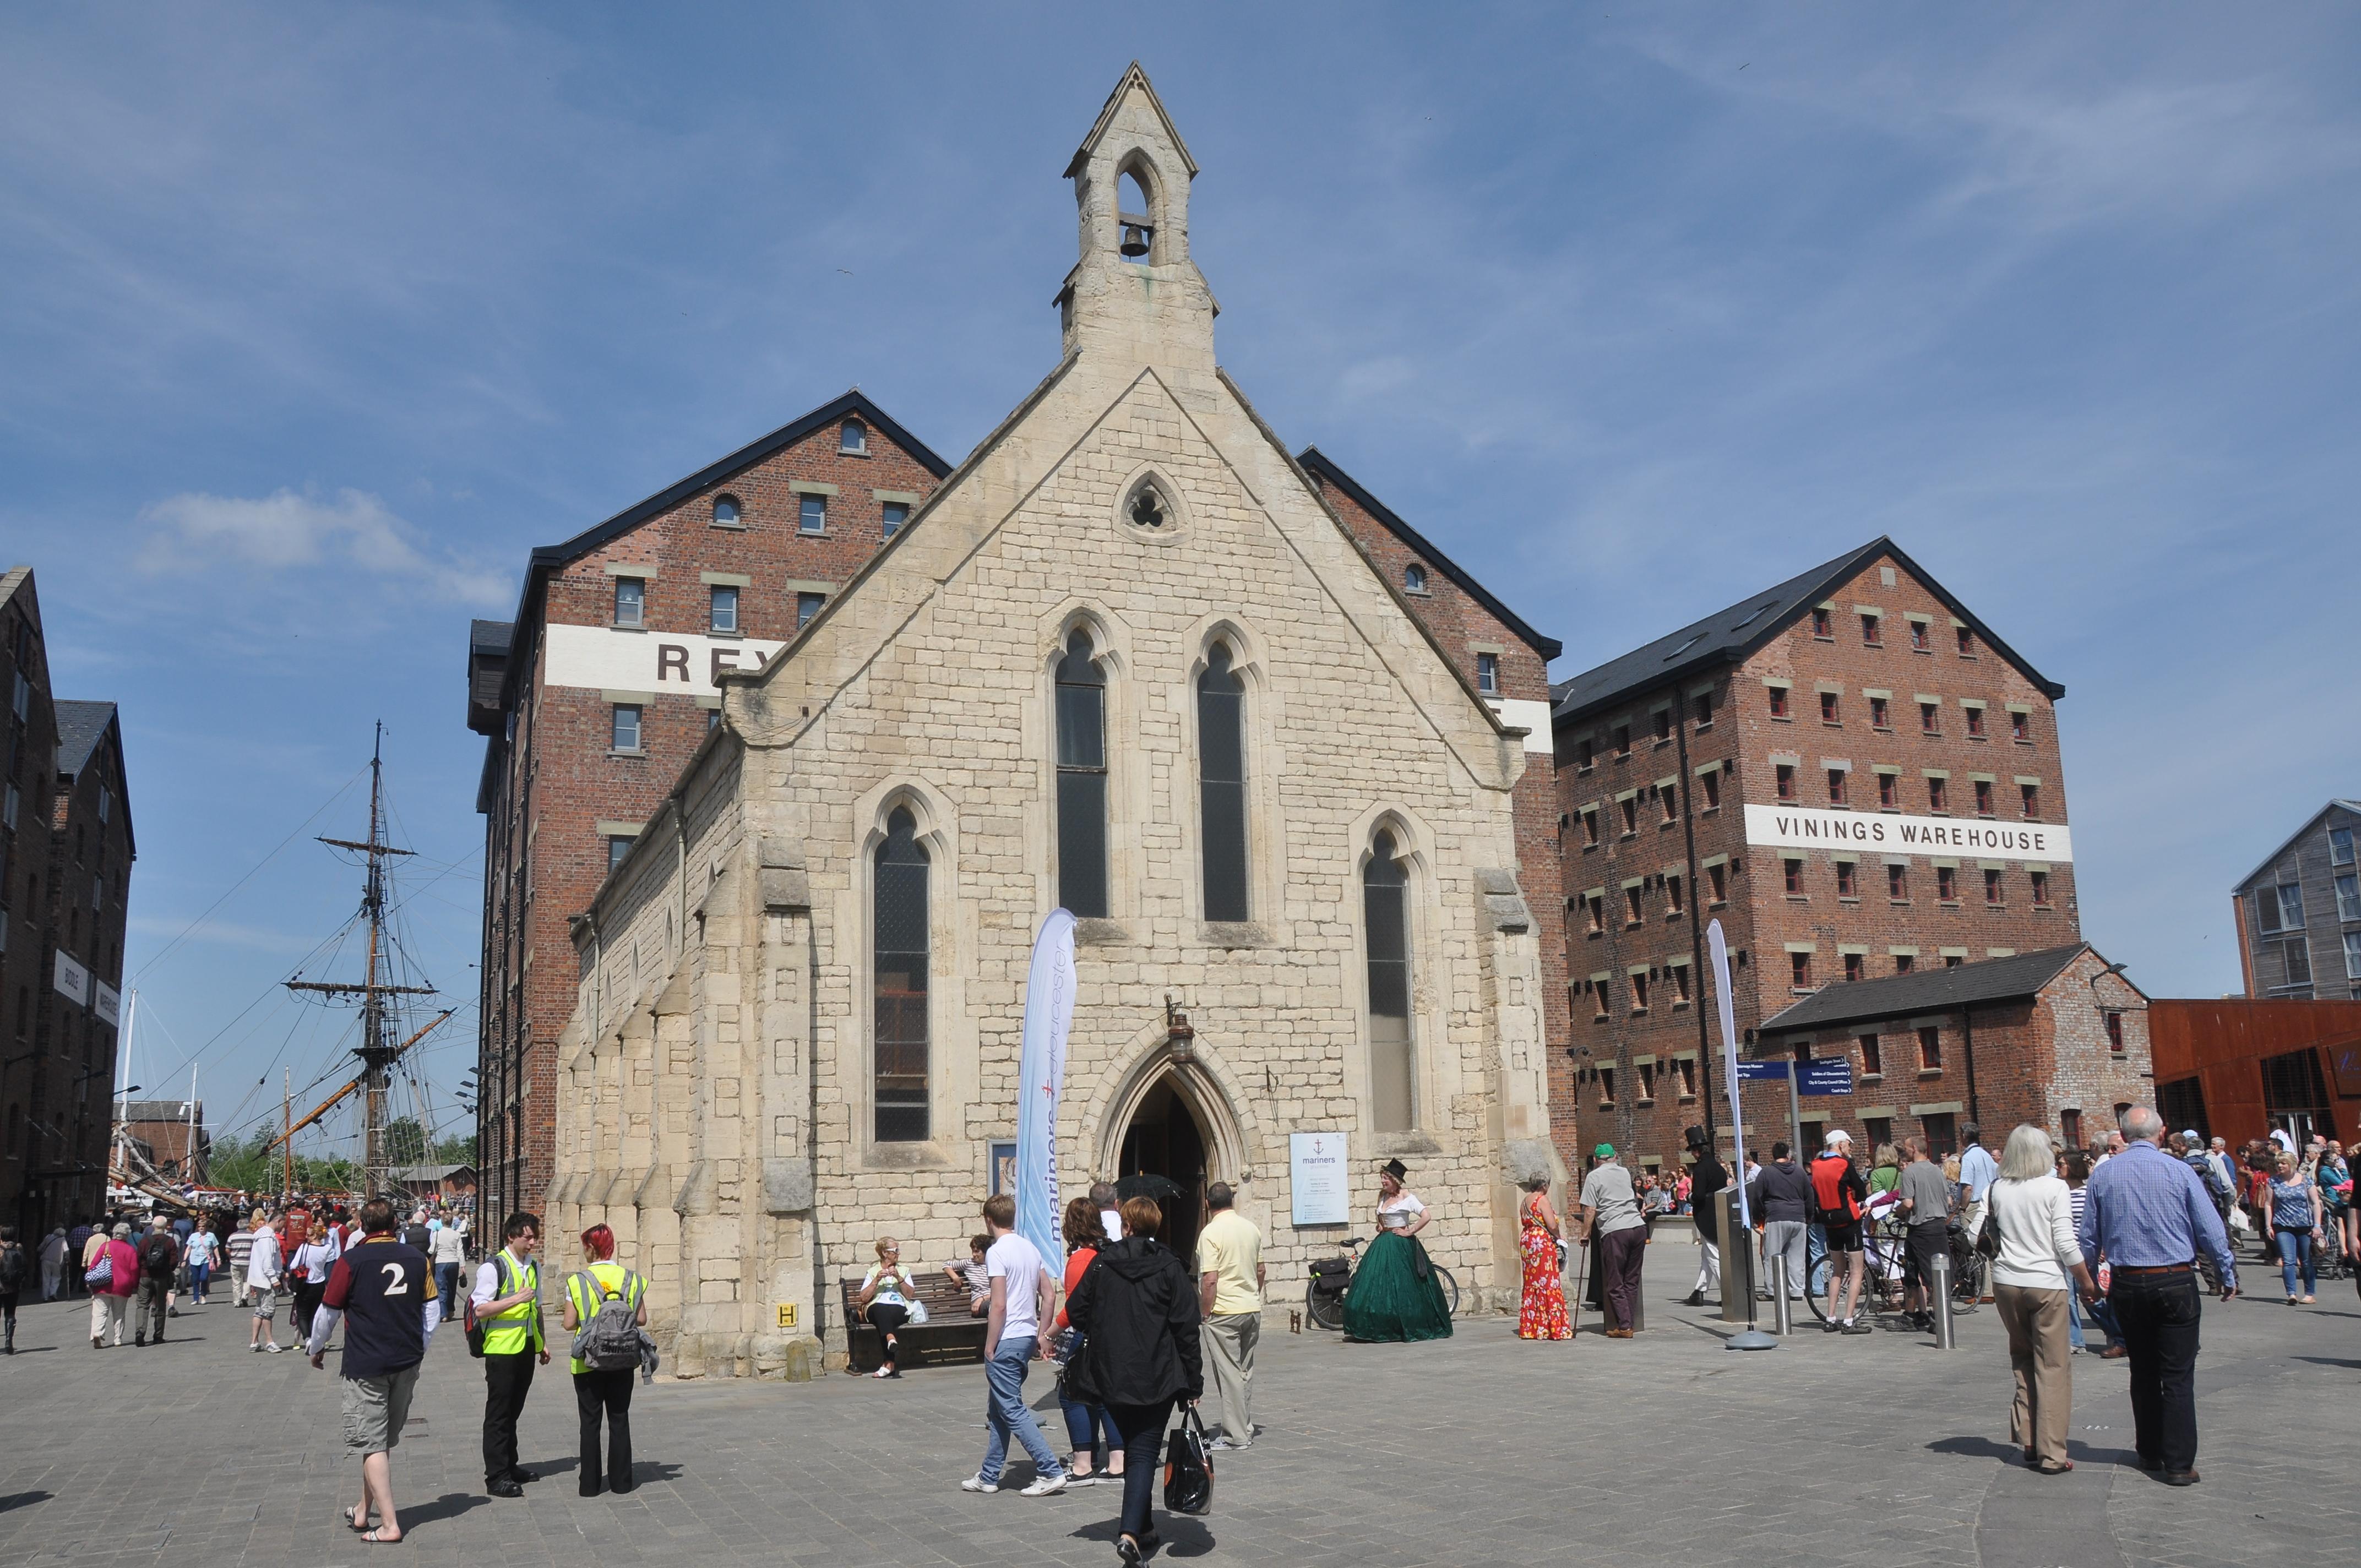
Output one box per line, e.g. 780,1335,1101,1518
840,418,867,454
1404,564,1428,594
711,495,741,528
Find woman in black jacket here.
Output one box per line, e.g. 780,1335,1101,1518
1066,1195,1204,1564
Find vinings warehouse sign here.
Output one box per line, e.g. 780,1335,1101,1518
1743,804,2072,862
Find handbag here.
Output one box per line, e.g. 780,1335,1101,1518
905,1295,929,1326
1163,1405,1215,1516
84,1252,113,1288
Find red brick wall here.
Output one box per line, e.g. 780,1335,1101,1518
480,417,944,1212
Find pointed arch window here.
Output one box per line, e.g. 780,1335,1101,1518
1364,830,1414,1131
873,807,930,1142
1197,642,1248,922
1054,630,1108,918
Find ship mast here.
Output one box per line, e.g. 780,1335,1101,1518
284,723,433,1199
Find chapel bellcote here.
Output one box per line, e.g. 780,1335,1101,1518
1059,63,1217,369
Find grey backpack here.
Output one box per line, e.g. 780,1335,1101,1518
570,1270,644,1371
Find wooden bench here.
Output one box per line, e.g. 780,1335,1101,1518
839,1272,989,1373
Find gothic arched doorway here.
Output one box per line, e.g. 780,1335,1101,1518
1116,1074,1207,1266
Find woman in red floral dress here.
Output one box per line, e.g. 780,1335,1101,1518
1516,1174,1571,1340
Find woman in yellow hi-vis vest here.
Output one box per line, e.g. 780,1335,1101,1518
559,1224,649,1496
473,1213,547,1499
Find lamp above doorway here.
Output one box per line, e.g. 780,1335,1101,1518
1164,994,1195,1066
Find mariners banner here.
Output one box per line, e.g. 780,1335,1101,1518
1743,804,2071,862
1015,908,1078,1271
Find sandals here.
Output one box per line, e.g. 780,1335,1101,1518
2034,1460,2074,1476
346,1504,374,1533
360,1527,404,1544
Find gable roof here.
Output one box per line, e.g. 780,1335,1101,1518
55,700,116,778
1549,537,2066,728
1757,944,2104,1038
524,389,949,580
1065,61,1198,179
2234,799,2361,893
1295,448,1562,662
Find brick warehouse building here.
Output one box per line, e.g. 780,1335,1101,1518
1755,944,2151,1161
1,567,134,1236
469,394,955,1223
1550,540,2077,1172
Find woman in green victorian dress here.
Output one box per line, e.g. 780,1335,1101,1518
1342,1158,1454,1342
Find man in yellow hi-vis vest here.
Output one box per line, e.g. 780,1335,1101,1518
471,1213,547,1499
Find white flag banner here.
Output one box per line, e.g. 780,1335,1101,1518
1707,918,1750,1231
1015,909,1078,1271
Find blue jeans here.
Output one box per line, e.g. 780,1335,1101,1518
188,1262,210,1302
2275,1229,2316,1296
1058,1376,1115,1459
436,1262,462,1313
980,1337,1061,1485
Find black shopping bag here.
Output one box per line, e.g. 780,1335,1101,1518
1163,1404,1215,1516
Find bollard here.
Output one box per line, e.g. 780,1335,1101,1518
1770,1259,1792,1336
1930,1250,1956,1349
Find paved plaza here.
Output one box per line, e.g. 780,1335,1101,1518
1,1268,2355,1568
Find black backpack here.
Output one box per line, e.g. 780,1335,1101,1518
0,1244,25,1292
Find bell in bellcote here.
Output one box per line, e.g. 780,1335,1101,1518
1119,222,1152,259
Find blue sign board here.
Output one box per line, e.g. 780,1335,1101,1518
1733,1060,1791,1081
1797,1060,1855,1097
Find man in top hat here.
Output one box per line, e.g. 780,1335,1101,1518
1575,1144,1647,1337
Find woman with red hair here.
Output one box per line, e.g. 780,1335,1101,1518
558,1224,648,1496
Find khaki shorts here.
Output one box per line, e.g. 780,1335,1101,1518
342,1365,420,1455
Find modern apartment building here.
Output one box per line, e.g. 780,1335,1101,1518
2233,799,2361,1000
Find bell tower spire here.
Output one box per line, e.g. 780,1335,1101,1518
1058,63,1217,371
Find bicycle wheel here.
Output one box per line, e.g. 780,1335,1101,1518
1432,1266,1460,1317
1803,1254,1834,1323
1305,1280,1346,1331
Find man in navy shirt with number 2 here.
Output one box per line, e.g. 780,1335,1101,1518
308,1196,437,1544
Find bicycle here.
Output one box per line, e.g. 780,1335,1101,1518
1303,1234,1460,1331
1804,1211,1911,1325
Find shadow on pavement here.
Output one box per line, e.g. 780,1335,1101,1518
401,1492,489,1528
0,1492,52,1515
1928,1435,2021,1463
2293,1354,2361,1369
1068,1515,1216,1558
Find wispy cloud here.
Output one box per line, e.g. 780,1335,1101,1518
127,914,313,955
133,487,511,608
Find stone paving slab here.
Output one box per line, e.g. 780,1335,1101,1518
0,1277,2353,1567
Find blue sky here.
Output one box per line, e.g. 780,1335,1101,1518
4,5,2357,1159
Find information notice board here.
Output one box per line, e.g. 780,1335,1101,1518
1289,1131,1351,1226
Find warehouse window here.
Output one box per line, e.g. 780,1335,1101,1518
797,591,825,630
799,494,826,534
711,494,741,527
612,578,644,628
610,705,642,754
882,502,909,538
1477,653,1499,695
1404,563,1428,594
709,585,738,634
840,417,868,454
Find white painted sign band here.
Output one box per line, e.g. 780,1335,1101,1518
1484,698,1555,756
1743,803,2071,862
544,623,787,700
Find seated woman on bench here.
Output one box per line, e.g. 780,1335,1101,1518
857,1238,919,1380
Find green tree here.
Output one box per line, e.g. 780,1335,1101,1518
431,1131,477,1166
381,1117,428,1166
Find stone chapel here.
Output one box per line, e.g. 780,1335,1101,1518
542,65,1562,1377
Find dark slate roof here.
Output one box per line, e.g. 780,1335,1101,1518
1757,944,2095,1038
1549,537,2066,728
523,389,950,580
2233,799,2361,894
120,1100,200,1125
1295,448,1562,661
470,620,513,655
54,700,115,778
